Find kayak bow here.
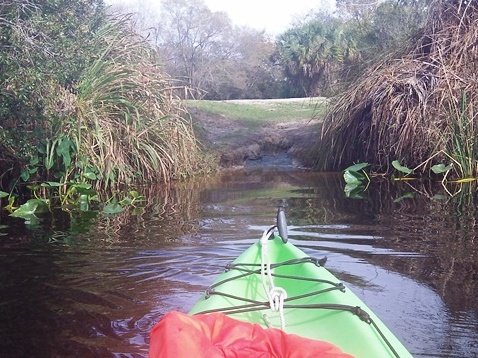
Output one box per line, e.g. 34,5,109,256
188,212,413,358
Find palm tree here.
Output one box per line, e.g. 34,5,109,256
278,16,356,96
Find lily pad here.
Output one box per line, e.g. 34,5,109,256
392,160,413,174
431,163,453,174
40,181,63,187
344,162,369,172
102,202,124,215
343,170,365,184
344,183,367,199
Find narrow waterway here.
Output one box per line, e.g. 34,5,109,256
0,168,477,357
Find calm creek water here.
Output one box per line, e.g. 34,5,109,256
1,166,477,357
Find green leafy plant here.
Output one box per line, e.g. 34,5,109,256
342,156,461,201
391,160,413,175
393,192,415,203
20,155,40,182
343,162,370,199
102,199,124,216
392,158,454,179
9,198,50,225
102,190,145,216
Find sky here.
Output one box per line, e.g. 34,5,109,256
106,0,336,36
203,0,335,35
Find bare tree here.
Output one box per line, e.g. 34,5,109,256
155,0,232,96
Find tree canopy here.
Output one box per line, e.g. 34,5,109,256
152,0,281,99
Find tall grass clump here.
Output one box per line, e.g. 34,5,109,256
447,93,478,179
313,0,478,179
48,15,209,189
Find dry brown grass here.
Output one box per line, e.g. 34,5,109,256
314,0,478,177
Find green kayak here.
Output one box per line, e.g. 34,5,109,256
188,209,413,358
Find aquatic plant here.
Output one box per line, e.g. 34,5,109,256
342,162,370,199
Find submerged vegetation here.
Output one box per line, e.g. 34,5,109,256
314,1,478,180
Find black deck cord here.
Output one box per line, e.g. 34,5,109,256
205,284,344,307
207,257,340,293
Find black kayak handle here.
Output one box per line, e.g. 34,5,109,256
276,207,288,243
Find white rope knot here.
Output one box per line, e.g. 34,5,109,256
269,287,287,312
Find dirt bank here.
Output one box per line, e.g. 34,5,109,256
189,100,323,169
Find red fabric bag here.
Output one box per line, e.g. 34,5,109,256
149,311,354,358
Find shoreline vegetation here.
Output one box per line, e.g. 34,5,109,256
314,2,478,181
2,0,478,218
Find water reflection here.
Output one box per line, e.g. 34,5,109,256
0,168,477,357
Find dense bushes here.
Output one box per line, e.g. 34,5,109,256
314,0,478,178
0,0,209,192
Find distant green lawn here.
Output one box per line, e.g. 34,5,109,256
185,98,327,127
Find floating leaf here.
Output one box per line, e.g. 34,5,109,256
131,206,144,216
344,162,369,172
75,187,96,196
344,183,366,199
67,183,95,197
343,170,365,184
129,190,145,200
24,215,41,228
431,163,453,174
119,197,133,206
392,160,413,174
69,183,92,190
10,201,38,218
102,202,124,215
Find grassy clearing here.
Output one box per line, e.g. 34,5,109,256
185,97,327,128
185,97,325,168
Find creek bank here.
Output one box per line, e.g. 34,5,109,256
189,107,321,170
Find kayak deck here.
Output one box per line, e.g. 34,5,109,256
189,231,413,358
